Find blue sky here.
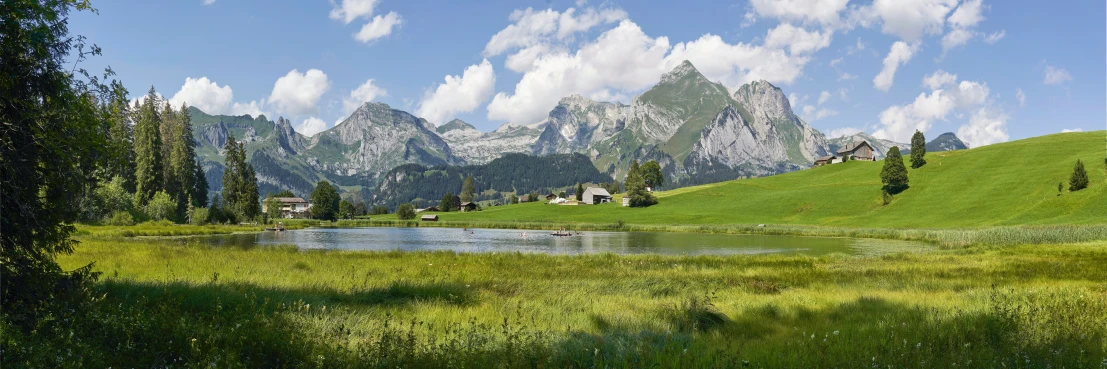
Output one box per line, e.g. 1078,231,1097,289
70,0,1104,147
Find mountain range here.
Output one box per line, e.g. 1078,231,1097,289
187,60,966,204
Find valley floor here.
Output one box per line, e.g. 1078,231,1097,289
5,225,1105,368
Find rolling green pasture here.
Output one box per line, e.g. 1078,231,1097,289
429,131,1106,228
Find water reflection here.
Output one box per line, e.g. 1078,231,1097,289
180,227,923,256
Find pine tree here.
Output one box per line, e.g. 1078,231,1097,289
193,160,209,207
104,80,136,191
241,164,260,219
133,87,163,206
1069,159,1089,191
159,101,178,196
575,182,584,201
460,175,475,203
880,146,910,194
169,103,197,214
220,135,258,219
910,130,927,169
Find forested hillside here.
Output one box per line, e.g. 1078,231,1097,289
374,153,612,209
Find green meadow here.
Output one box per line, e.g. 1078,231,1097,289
424,131,1106,228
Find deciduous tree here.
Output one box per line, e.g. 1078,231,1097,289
880,146,909,194
310,180,340,221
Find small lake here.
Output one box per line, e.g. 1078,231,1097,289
203,227,928,256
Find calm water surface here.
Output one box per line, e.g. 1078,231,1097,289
202,227,925,256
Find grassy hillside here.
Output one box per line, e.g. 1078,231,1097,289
432,131,1106,228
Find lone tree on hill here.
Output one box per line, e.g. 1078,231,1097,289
880,146,910,194
625,160,657,207
910,130,927,169
1069,159,1088,191
310,181,340,221
641,160,665,190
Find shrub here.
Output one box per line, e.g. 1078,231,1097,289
146,191,177,222
370,205,389,215
104,211,135,226
396,203,417,220
189,207,209,226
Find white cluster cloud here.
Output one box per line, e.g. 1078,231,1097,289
296,117,328,137
802,105,838,121
354,12,403,43
957,107,1008,146
746,0,850,28
1061,128,1083,133
873,41,919,91
268,69,331,117
828,127,863,138
874,69,1006,147
483,7,627,57
485,6,829,125
202,0,216,5
940,0,997,57
764,23,833,55
342,79,387,115
1044,65,1072,85
330,0,402,43
329,0,379,24
163,77,270,118
1015,88,1026,107
851,0,957,41
416,59,497,124
168,77,233,113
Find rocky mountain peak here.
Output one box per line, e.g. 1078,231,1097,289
436,119,477,134
733,80,794,122
659,60,707,85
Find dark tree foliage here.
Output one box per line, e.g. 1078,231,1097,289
272,190,296,198
641,160,665,189
373,153,611,209
1,0,111,326
310,181,340,221
193,160,209,207
440,193,461,212
625,160,657,207
880,146,910,194
575,183,584,201
910,130,927,169
1069,160,1088,192
338,200,354,219
221,135,260,219
396,203,416,220
370,205,389,215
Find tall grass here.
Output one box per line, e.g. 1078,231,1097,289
9,237,1104,367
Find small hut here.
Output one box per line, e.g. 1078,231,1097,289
459,202,477,212
421,214,439,222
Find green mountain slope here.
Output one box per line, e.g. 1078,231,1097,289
439,131,1106,227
